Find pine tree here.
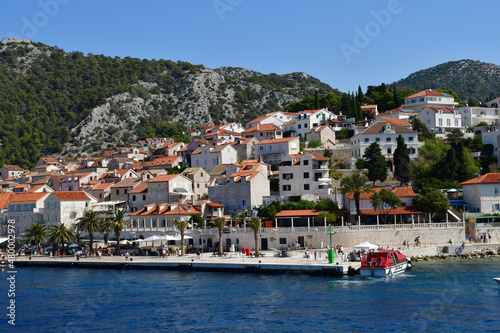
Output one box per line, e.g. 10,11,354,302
363,142,387,185
314,90,319,109
357,85,364,104
392,82,399,107
393,135,410,185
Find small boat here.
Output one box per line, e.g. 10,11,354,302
493,277,500,285
360,250,409,277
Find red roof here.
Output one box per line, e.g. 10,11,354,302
8,192,50,203
242,124,281,133
380,117,411,125
361,206,421,215
52,191,92,201
345,187,415,200
427,107,457,114
276,210,320,217
0,192,15,209
460,173,500,185
129,182,148,193
405,89,453,99
255,136,299,145
147,174,179,183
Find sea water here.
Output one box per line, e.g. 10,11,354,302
1,258,500,332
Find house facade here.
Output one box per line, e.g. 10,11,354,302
417,106,464,135
295,108,337,138
459,106,500,127
146,174,194,204
241,124,283,141
350,121,421,166
305,125,336,149
279,153,332,198
0,165,24,180
254,137,300,165
401,89,458,112
191,144,238,174
460,173,500,213
44,191,96,228
182,167,210,200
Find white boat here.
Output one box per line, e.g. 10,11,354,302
493,277,500,285
360,250,409,277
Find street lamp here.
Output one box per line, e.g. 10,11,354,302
314,228,320,258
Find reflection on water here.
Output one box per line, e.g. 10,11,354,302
4,258,500,332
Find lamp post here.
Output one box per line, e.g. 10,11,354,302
328,225,336,264
314,228,320,258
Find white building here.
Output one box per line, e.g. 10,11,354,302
417,106,464,135
191,144,238,174
246,111,296,129
460,173,500,213
254,137,300,165
459,106,500,127
401,89,458,112
350,121,421,166
279,153,332,198
295,108,337,138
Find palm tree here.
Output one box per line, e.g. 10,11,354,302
210,217,226,255
23,222,48,252
172,220,189,256
76,211,103,255
340,173,373,223
247,217,261,257
48,223,76,255
103,209,130,255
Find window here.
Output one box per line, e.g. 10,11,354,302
376,138,380,142
298,125,302,129
283,185,291,191
143,195,146,200
438,119,443,126
218,188,224,195
495,204,500,211
241,200,247,207
409,137,413,141
303,172,309,178
260,132,263,136
455,119,459,126
387,148,392,155
386,138,391,142
282,173,293,180
259,146,264,151
304,184,310,190
409,147,416,154
303,160,309,166
229,188,236,195
116,189,119,195
132,195,136,201
495,187,500,195
364,138,369,142
447,119,451,127
197,183,200,189
152,219,157,227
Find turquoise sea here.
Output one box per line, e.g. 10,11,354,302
1,258,500,332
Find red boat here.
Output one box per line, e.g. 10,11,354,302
360,250,410,277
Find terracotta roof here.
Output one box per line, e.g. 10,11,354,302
460,173,500,185
361,206,421,215
210,165,228,176
147,174,180,183
247,115,271,124
206,202,224,208
305,153,330,161
0,192,15,209
41,157,59,163
405,89,453,99
162,204,202,216
111,178,141,188
282,120,296,126
361,105,377,109
52,191,92,201
255,136,299,145
93,182,113,190
1,165,23,171
380,117,411,125
8,192,50,203
129,182,148,194
275,210,320,217
346,187,415,200
242,124,281,133
306,125,329,134
357,121,415,135
427,106,457,114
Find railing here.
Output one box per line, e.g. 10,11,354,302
345,222,465,231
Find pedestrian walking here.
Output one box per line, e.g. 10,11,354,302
125,252,129,261
314,250,317,261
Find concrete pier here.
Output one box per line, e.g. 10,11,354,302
13,250,361,276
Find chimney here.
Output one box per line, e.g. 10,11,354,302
256,124,259,130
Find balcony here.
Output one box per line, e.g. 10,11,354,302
33,208,44,214
313,164,329,170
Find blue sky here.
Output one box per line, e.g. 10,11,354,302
1,0,499,94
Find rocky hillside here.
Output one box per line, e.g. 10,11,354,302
0,38,338,166
396,60,500,103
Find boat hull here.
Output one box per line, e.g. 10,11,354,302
494,277,500,285
360,262,408,277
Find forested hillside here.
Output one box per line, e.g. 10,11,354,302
0,39,339,168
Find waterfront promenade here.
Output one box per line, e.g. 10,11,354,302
13,249,360,276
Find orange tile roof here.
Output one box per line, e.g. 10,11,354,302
361,206,421,215
380,117,411,125
0,192,15,209
275,210,320,217
93,182,113,190
52,191,92,201
460,173,500,185
206,202,224,208
242,124,281,133
1,165,23,171
345,187,415,200
129,182,148,194
26,185,46,193
427,106,457,114
147,174,179,183
405,89,453,99
255,136,299,145
8,192,50,203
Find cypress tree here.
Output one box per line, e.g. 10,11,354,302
363,142,387,185
393,134,410,185
314,90,319,109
